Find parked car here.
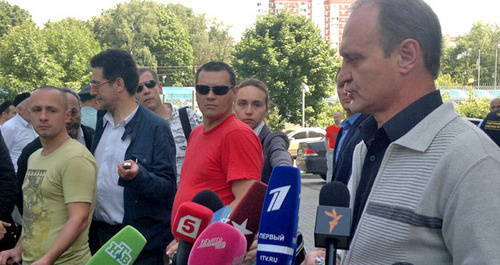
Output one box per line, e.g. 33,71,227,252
296,140,327,180
287,127,326,158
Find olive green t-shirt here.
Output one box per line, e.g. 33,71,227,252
22,139,97,265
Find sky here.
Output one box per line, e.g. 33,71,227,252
5,0,500,41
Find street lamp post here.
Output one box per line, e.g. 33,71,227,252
302,83,310,128
477,49,481,89
495,45,498,90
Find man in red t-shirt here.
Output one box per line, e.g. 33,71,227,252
166,61,263,259
325,112,342,182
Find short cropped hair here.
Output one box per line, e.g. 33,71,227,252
195,61,236,86
32,86,68,110
59,87,81,107
90,49,139,95
351,0,442,79
138,67,160,82
238,78,270,108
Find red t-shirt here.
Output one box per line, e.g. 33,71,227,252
171,114,263,222
325,124,341,149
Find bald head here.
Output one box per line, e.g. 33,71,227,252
490,98,500,112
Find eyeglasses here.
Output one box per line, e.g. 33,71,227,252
195,85,234,95
89,79,115,88
137,80,157,93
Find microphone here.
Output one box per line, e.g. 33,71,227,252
227,180,268,250
314,181,351,265
212,205,232,223
188,222,247,265
86,225,146,265
257,165,301,265
172,201,214,265
192,189,223,212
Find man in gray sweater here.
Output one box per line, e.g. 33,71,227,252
333,0,500,264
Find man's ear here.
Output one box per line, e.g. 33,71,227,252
65,108,71,123
158,82,163,94
398,39,419,75
114,78,126,92
232,86,239,101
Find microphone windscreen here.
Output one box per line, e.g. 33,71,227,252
188,222,246,265
257,165,301,265
172,201,214,243
319,181,350,207
192,189,224,212
227,180,268,250
86,225,146,265
212,205,232,223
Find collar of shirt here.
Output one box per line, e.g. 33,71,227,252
103,105,140,128
77,126,85,146
360,90,443,146
14,113,30,128
341,113,362,132
253,121,265,136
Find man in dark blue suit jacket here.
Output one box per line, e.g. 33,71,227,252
88,49,176,265
331,81,370,185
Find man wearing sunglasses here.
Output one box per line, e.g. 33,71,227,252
135,68,201,183
88,49,177,265
167,61,263,258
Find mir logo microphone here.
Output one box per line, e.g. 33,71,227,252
177,215,202,239
267,185,291,212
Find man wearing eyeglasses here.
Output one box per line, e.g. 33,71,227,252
167,61,263,258
135,68,201,183
88,49,177,265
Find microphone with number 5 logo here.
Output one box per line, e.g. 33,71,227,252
171,201,214,265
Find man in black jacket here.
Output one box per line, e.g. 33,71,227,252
0,131,17,251
331,77,369,185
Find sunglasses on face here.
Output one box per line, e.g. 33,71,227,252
137,80,157,93
195,85,234,95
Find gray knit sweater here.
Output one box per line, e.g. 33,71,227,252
344,102,500,265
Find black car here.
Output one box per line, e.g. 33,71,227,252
295,140,327,180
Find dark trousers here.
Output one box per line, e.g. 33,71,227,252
89,220,169,265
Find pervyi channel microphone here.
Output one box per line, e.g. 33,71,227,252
257,165,301,265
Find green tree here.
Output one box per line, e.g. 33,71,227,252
91,0,193,86
0,1,32,38
0,21,63,99
43,18,101,89
441,21,500,86
234,12,340,125
166,3,234,85
452,87,490,118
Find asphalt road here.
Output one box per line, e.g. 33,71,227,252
299,173,325,253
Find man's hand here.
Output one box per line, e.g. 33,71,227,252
302,248,326,265
0,221,11,241
118,160,139,180
0,245,22,265
165,239,178,260
242,238,257,265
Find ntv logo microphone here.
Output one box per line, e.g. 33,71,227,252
177,215,202,239
105,241,133,265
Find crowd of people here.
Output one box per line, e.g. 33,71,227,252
1,0,500,264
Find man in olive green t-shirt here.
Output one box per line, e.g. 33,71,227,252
0,87,97,265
